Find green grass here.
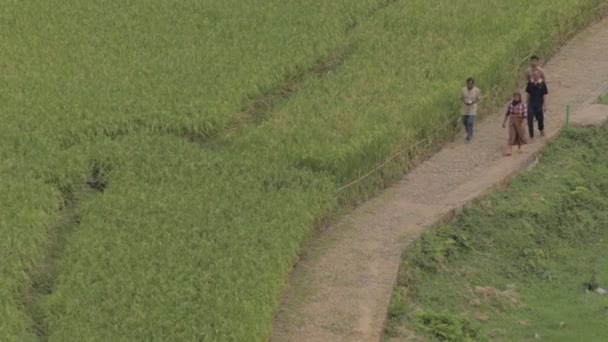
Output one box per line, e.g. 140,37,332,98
385,124,608,341
0,175,61,340
234,0,605,195
0,1,383,339
41,135,335,341
0,0,385,142
598,93,608,104
0,0,606,340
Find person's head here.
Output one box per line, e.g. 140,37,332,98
512,91,522,102
532,69,541,81
530,55,540,68
466,77,474,90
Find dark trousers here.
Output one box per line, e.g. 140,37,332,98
527,104,544,138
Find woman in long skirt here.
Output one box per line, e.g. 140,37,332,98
502,91,527,156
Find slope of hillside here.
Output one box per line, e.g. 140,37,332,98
386,122,608,341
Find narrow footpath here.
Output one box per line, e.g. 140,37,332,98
271,18,608,342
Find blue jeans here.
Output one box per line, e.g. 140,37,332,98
462,115,475,141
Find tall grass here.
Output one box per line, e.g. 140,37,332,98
234,0,604,190
1,1,383,338
0,175,60,340
0,0,385,145
0,0,605,340
40,135,334,341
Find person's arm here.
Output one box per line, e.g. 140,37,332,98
470,89,481,104
540,69,546,83
542,84,549,111
542,95,547,112
502,107,509,128
525,82,531,103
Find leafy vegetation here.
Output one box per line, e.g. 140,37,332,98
386,124,608,341
1,0,605,340
415,310,482,342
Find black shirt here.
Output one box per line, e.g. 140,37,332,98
525,81,548,107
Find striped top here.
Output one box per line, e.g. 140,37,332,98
507,102,527,117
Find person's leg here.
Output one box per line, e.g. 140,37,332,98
462,115,471,141
506,122,514,155
518,118,526,153
527,106,535,138
537,109,545,136
467,115,475,141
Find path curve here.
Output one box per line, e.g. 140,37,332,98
271,18,608,342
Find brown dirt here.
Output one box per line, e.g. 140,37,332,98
271,18,608,342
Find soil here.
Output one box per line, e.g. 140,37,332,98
270,17,608,342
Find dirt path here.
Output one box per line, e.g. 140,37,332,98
271,18,608,342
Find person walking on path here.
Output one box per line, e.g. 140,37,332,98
460,77,481,143
502,91,527,155
526,55,546,82
525,69,549,138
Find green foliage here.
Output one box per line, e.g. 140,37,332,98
42,136,335,341
385,289,410,337
234,0,605,185
411,228,472,273
0,174,61,341
0,0,605,340
387,124,608,340
0,0,382,143
415,310,483,342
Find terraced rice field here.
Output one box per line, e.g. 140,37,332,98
1,0,605,340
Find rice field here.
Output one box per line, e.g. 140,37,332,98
0,0,605,340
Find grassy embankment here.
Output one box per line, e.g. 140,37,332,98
385,123,608,341
1,0,605,340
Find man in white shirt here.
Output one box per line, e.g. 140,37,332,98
460,77,482,143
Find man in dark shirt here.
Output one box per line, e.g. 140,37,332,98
525,69,548,138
